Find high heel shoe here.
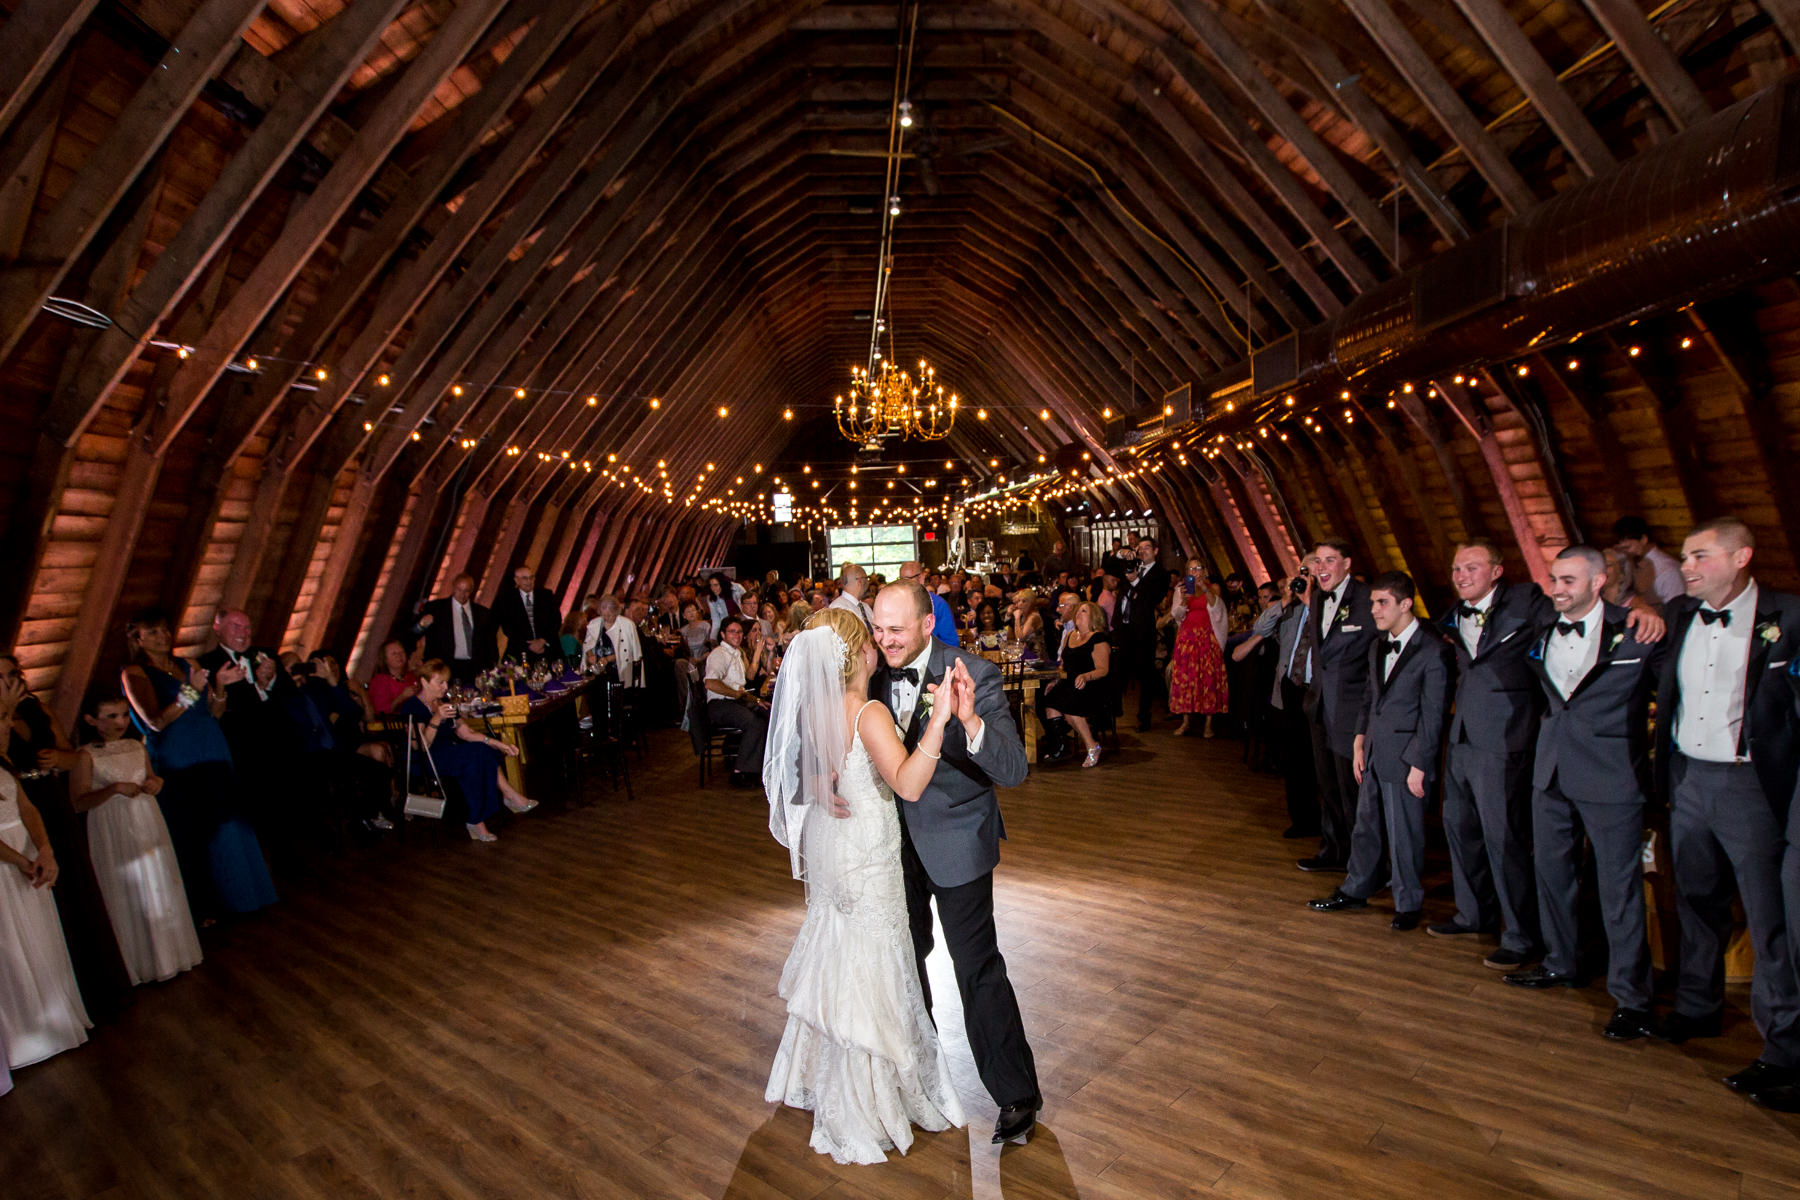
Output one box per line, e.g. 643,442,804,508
504,796,538,814
466,823,498,842
1082,746,1102,768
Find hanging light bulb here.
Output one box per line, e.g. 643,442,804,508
889,194,901,217
899,99,914,128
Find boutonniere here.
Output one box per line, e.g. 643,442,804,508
918,686,935,716
1607,631,1625,652
1472,611,1489,628
1757,621,1782,646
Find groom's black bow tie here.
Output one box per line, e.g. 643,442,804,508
891,667,919,686
1699,607,1731,627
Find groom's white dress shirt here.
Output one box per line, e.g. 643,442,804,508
888,643,984,750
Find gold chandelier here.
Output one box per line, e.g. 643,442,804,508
834,356,958,448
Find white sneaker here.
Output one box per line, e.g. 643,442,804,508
370,816,394,831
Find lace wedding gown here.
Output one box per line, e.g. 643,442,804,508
764,711,965,1164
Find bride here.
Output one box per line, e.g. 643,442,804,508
762,607,968,1164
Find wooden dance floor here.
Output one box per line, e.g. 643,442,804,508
7,729,1800,1198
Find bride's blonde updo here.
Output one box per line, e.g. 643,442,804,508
811,607,870,682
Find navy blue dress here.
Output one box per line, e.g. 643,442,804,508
397,698,503,825
131,661,277,917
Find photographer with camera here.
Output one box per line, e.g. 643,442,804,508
1236,561,1320,838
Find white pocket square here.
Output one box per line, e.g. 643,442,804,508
1340,625,1362,632
1771,660,1789,669
1610,658,1643,666
1496,630,1518,644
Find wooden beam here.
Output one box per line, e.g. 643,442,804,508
1580,0,1712,131
1535,353,1645,518
0,0,266,365
1431,377,1553,587
0,0,100,143
1449,0,1616,177
1338,0,1538,213
1605,328,1716,525
1393,387,1487,543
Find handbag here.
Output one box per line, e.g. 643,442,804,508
403,717,449,819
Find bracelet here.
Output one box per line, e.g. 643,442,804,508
921,746,942,760
177,684,201,709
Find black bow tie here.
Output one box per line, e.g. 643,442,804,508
1556,620,1585,638
1382,638,1403,654
891,667,919,686
1699,608,1731,627
1457,604,1481,620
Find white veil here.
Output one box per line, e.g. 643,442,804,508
762,624,854,889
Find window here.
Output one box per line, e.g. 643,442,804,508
827,524,917,582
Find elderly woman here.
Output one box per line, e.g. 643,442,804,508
396,660,536,843
120,609,276,922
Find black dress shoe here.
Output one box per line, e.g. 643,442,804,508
1753,1083,1800,1113
1502,966,1582,989
1281,825,1319,840
1295,856,1345,873
730,771,760,789
1662,1011,1723,1044
992,1097,1043,1145
1602,1007,1662,1041
1426,920,1491,938
1307,889,1368,912
1725,1060,1798,1094
1391,910,1422,932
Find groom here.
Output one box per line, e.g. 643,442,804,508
865,580,1042,1144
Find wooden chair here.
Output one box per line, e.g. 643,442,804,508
681,661,740,786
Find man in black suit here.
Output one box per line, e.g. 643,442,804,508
1309,571,1452,930
414,573,497,684
197,608,289,760
1437,542,1666,966
1503,546,1664,1042
1652,518,1800,1108
493,563,562,664
1115,535,1170,731
1295,538,1378,873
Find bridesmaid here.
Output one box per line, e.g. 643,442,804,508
73,693,203,985
120,609,277,920
0,653,133,1023
0,758,91,1068
1168,561,1229,738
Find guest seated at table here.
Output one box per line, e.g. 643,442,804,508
744,622,771,695
367,639,421,716
291,653,395,831
72,693,203,985
972,599,1004,649
679,600,714,660
704,618,768,789
1009,588,1045,659
397,660,536,843
560,607,590,662
1042,602,1112,768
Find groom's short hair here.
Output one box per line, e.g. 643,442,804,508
886,578,933,620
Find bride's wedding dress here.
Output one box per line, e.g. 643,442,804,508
764,705,965,1164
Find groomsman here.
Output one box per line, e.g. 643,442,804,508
1653,517,1800,1109
1309,572,1453,929
1116,536,1170,732
1296,539,1378,873
1504,547,1663,1042
1435,543,1664,968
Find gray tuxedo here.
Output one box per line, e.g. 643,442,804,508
876,639,1038,1109
1341,622,1453,915
1438,581,1550,950
882,640,1029,890
1525,603,1660,1009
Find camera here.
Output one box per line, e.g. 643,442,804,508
1290,577,1307,596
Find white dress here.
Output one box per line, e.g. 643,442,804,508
764,710,965,1164
83,740,203,985
0,770,91,1067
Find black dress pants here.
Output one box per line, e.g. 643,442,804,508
1278,679,1320,834
897,812,1039,1109
1306,701,1357,866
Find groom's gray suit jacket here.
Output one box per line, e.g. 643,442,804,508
879,640,1029,889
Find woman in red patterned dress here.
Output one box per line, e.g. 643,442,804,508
1167,560,1228,737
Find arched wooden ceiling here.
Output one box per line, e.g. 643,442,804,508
2,0,1799,721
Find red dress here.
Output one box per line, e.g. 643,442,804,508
1168,599,1228,715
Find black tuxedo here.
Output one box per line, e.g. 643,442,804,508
1654,588,1800,1066
874,643,1039,1109
1525,602,1661,1009
492,586,562,663
1341,622,1453,914
1437,581,1552,949
1117,560,1171,727
196,644,294,758
416,596,497,681
1302,578,1377,866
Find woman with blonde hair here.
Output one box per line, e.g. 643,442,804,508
1041,602,1112,767
761,605,970,1163
1168,560,1228,737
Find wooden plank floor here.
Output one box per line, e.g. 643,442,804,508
7,727,1800,1198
